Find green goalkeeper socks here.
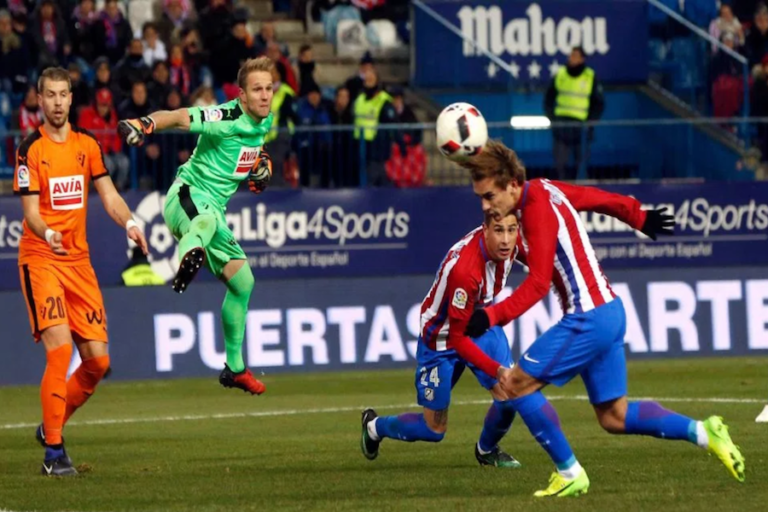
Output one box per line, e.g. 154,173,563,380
221,264,254,373
178,214,216,257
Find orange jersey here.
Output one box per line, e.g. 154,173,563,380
13,124,109,266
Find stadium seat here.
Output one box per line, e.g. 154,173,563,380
322,5,362,45
336,19,369,57
366,20,400,48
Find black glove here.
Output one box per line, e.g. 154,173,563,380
464,309,490,338
640,208,674,240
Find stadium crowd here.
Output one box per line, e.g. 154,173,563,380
0,0,417,190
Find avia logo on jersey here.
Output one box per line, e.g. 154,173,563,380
49,176,84,210
235,147,261,175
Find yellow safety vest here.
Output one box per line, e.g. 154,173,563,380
354,91,393,141
122,264,166,286
554,66,595,121
266,83,296,142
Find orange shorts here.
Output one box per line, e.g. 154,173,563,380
19,263,108,342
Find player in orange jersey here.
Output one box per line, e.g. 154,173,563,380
13,67,148,477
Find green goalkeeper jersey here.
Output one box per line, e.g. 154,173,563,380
177,99,273,209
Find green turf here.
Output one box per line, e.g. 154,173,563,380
0,357,766,512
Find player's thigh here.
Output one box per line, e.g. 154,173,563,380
581,338,627,406
519,316,593,387
19,264,69,342
205,222,247,279
163,182,218,239
467,326,512,391
414,344,457,411
162,181,192,239
62,265,109,343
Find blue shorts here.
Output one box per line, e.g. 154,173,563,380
414,326,512,411
519,298,628,405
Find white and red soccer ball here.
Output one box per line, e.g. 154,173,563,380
436,102,488,162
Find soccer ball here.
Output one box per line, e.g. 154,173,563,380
436,103,488,161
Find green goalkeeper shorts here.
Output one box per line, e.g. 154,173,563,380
163,180,246,278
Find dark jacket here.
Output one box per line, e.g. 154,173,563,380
294,97,332,149
113,56,152,100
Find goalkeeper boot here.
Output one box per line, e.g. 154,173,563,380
533,469,590,498
475,443,522,468
360,409,380,460
41,445,77,477
172,247,205,293
219,364,266,395
35,424,72,465
703,416,745,482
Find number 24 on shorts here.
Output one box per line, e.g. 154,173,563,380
419,366,441,387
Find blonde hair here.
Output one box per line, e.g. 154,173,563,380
460,140,527,188
38,67,71,93
237,57,276,89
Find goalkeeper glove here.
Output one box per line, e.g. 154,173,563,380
118,117,156,146
640,208,674,240
249,151,272,194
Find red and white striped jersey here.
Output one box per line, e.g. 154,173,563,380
487,179,647,327
419,227,514,352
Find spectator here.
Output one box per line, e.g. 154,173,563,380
265,41,298,93
712,33,743,78
68,63,91,124
295,83,332,187
345,51,374,100
544,46,605,180
352,67,398,187
147,60,172,108
181,26,207,87
329,85,355,186
113,38,152,101
11,11,37,72
746,4,768,67
118,81,161,179
169,43,194,97
96,0,133,65
709,4,744,53
190,85,216,107
31,0,70,68
17,84,42,136
390,86,420,145
156,0,191,46
78,88,130,190
255,21,289,56
69,0,99,64
142,22,167,68
266,63,299,187
93,56,120,104
752,57,768,157
198,0,233,59
298,44,318,96
0,8,30,96
212,18,257,89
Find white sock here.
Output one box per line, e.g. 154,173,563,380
476,442,492,455
696,421,709,449
557,460,583,480
367,418,380,441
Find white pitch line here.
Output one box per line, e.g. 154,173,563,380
1,395,762,431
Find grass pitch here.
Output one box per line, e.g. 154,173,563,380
0,357,766,512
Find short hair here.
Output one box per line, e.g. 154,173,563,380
37,67,71,93
572,46,585,59
237,56,276,89
459,140,526,188
299,44,312,54
484,209,519,227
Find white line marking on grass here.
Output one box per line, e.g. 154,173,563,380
1,395,762,431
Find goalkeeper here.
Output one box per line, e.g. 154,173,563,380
118,57,276,395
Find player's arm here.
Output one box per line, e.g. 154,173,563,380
20,195,66,256
446,272,503,379
89,138,149,254
117,108,189,146
553,181,673,240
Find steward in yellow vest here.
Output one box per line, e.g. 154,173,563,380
544,46,604,180
353,69,399,186
122,247,165,286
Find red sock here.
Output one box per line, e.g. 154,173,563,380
63,355,110,425
41,344,73,445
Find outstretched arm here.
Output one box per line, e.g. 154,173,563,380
93,175,148,254
147,109,192,132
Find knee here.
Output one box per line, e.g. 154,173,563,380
227,266,254,296
83,355,110,380
596,405,627,434
421,423,446,442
